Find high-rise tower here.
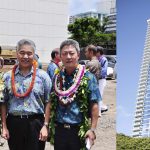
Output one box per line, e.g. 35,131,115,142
133,19,150,137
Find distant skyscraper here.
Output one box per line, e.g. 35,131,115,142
105,7,116,33
133,19,150,137
69,11,106,24
96,0,116,14
96,0,116,33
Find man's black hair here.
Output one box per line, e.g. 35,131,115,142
96,46,104,55
51,50,59,59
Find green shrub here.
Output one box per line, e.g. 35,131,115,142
117,133,150,150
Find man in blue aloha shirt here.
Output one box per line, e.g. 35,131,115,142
96,46,108,115
47,48,60,81
50,39,101,150
0,39,52,150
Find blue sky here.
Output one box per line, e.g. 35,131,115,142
117,0,150,136
69,0,98,15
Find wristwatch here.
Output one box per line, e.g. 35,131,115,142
90,128,96,139
43,122,49,128
90,128,96,132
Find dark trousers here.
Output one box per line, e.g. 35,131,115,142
6,115,45,150
54,124,82,150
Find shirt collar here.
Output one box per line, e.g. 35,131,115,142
15,65,34,76
99,55,104,61
51,60,58,67
60,67,78,78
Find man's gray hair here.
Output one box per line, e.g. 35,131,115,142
16,39,36,52
60,39,80,53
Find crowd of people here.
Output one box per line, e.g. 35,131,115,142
0,39,108,150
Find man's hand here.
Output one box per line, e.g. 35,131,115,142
39,125,48,141
85,129,96,146
2,127,10,140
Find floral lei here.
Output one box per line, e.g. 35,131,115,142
54,64,85,105
11,60,37,98
50,65,91,149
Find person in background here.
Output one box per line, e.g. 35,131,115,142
0,57,4,102
0,57,4,69
47,48,60,81
49,39,101,150
34,54,42,69
85,44,101,82
0,57,4,146
96,46,108,114
78,60,86,65
0,39,52,150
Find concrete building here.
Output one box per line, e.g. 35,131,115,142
69,11,106,25
96,0,116,33
0,0,68,63
105,7,116,33
133,19,150,137
96,0,116,14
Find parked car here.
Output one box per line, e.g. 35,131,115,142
106,56,116,68
106,56,116,79
78,60,88,65
4,59,16,65
113,63,117,79
107,66,114,79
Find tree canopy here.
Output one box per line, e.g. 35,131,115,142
68,17,116,49
117,133,150,150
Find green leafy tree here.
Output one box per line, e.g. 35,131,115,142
68,17,100,47
68,17,116,49
117,133,150,150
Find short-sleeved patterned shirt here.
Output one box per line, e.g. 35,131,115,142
98,55,108,79
0,71,4,102
1,66,52,115
55,68,101,124
86,57,101,82
47,61,58,81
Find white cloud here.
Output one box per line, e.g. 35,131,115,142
69,0,98,15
